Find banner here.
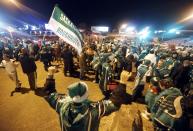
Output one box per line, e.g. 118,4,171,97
48,5,83,54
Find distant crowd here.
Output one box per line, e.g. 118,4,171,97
0,35,193,130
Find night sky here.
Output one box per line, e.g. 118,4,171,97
0,0,193,29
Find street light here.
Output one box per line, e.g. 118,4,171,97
168,28,177,33
179,12,193,23
138,26,150,39
120,24,127,29
7,26,15,39
1,0,20,7
9,0,17,3
7,26,15,32
31,26,37,30
126,26,135,32
176,31,180,34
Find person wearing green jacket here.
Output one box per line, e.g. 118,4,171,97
45,68,130,131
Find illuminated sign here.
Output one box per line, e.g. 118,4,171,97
91,26,109,33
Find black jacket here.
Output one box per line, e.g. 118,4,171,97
19,54,37,73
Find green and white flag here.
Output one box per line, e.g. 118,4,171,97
48,5,83,54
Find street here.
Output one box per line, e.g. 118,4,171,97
0,61,153,131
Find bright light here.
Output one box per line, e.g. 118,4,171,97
31,26,37,30
138,26,150,39
97,27,109,32
141,31,150,39
120,24,127,29
3,0,21,8
176,31,180,34
168,28,176,33
126,26,135,32
24,24,29,30
91,26,109,33
155,30,165,34
9,0,17,3
45,24,52,30
7,26,15,32
179,12,193,23
158,30,165,33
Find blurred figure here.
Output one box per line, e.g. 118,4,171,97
27,42,34,57
19,48,37,90
142,77,161,120
132,60,151,101
125,54,135,72
151,78,188,131
144,49,156,66
1,54,21,90
40,47,52,71
79,49,87,80
172,60,191,93
61,46,74,76
153,59,170,79
45,70,131,131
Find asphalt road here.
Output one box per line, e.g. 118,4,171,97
0,61,153,131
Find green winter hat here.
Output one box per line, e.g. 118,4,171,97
67,82,88,103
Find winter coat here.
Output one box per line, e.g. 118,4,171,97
47,93,119,131
19,54,37,74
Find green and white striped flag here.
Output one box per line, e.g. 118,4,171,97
48,5,83,54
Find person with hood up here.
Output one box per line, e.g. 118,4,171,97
45,70,131,131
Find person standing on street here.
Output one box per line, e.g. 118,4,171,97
0,54,21,90
61,46,74,76
19,48,37,90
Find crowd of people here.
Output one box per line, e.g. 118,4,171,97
0,35,193,130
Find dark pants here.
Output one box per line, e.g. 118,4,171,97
132,85,144,101
27,72,37,90
80,67,86,80
43,61,49,71
64,61,73,76
43,60,51,71
95,66,102,83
